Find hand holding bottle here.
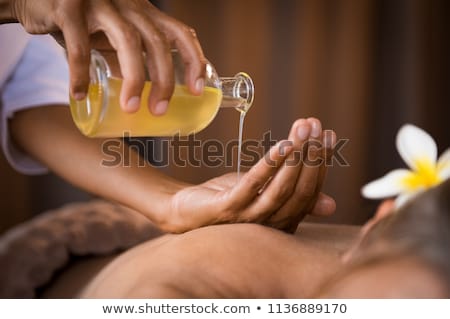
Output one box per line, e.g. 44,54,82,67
70,50,254,137
2,0,206,114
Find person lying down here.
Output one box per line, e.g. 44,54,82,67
43,178,449,298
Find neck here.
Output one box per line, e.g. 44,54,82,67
284,223,361,298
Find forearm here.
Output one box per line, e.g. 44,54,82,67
9,105,186,225
0,0,16,23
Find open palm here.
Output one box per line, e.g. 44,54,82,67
163,118,336,233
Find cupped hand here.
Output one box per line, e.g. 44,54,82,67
158,118,336,233
265,118,337,232
10,0,206,114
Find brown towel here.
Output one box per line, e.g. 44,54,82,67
0,200,162,298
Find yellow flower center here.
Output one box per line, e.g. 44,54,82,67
401,158,441,190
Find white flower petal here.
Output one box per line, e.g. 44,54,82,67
361,169,411,199
437,148,450,180
394,191,421,208
396,124,437,171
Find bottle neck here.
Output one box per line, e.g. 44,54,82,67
219,72,254,113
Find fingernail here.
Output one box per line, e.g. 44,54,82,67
73,92,86,100
310,120,321,138
195,78,204,94
324,130,336,149
153,100,168,115
297,123,310,140
126,96,141,112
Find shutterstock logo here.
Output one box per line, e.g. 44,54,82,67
100,131,349,168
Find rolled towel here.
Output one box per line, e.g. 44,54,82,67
0,200,162,298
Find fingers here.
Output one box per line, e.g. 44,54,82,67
112,1,174,115
286,127,338,232
283,192,337,234
168,23,206,95
109,0,206,113
94,2,146,113
56,1,90,100
266,118,324,229
141,29,173,115
307,129,336,215
226,140,294,215
309,192,336,216
243,119,312,219
67,0,206,114
150,11,206,95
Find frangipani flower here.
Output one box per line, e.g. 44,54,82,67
362,124,450,208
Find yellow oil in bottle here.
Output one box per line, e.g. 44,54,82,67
70,77,223,137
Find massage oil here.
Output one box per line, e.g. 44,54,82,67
70,77,223,137
69,50,253,138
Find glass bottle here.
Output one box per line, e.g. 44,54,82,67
69,50,254,137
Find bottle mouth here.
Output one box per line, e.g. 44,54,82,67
234,72,254,112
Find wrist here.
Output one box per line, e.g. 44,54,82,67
140,178,188,222
0,0,17,23
122,166,189,227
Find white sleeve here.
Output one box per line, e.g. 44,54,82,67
1,33,69,175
